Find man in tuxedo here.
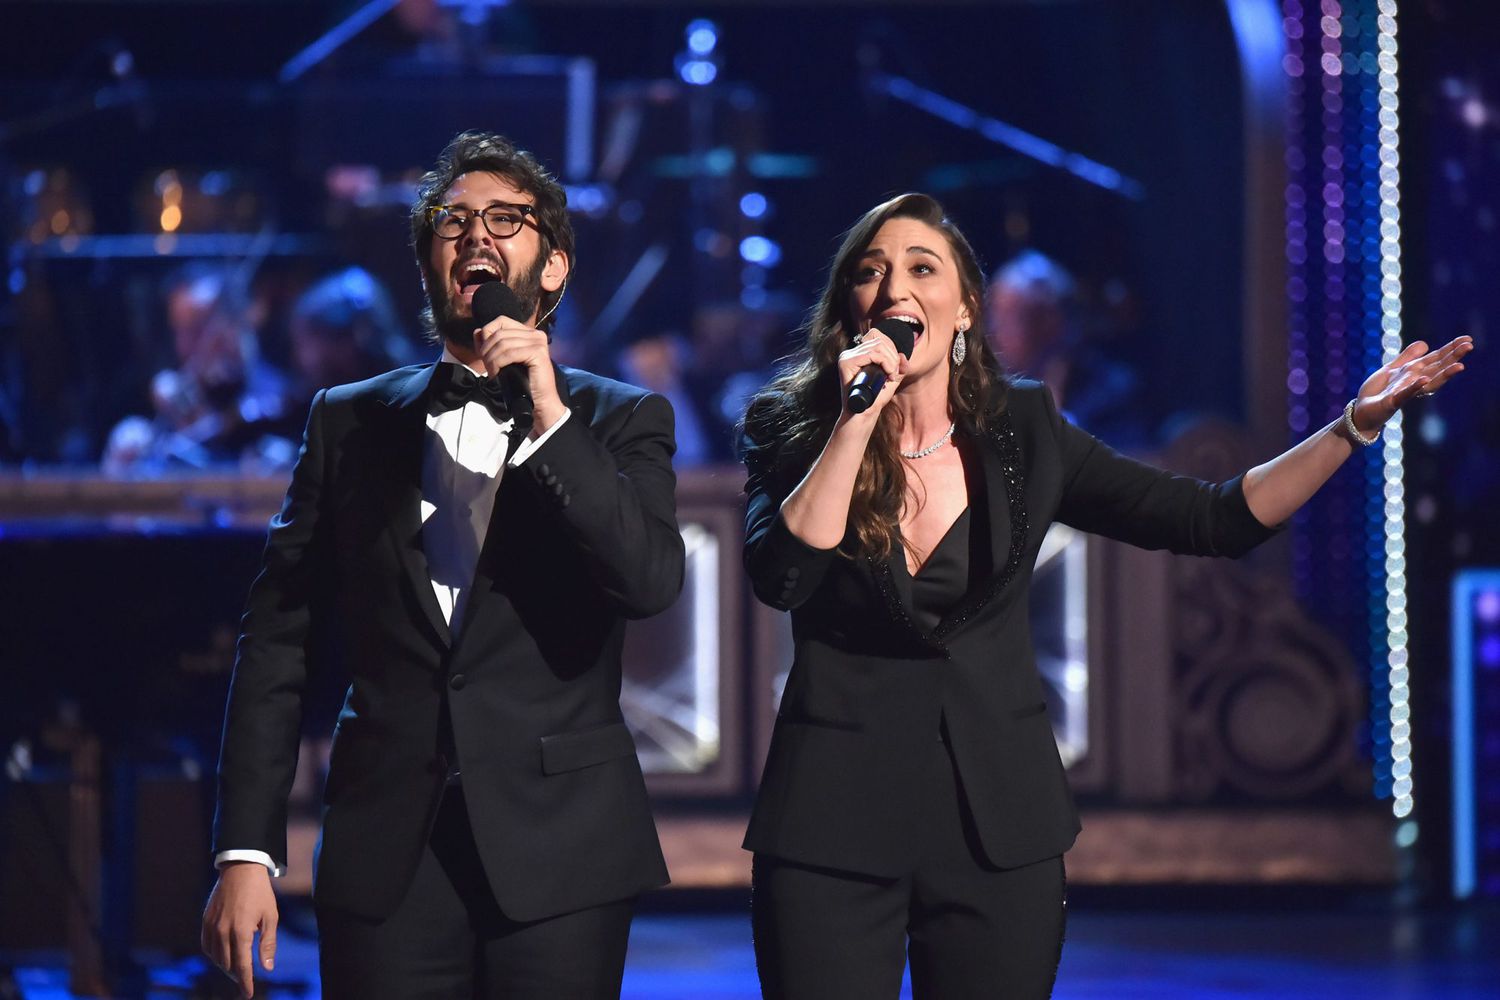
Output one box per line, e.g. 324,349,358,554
201,131,684,999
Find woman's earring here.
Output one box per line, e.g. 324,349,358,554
952,326,968,366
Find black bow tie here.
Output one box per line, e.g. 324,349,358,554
427,363,509,420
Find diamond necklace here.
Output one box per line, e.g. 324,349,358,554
901,422,956,460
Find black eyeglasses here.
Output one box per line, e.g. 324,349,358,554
428,203,540,241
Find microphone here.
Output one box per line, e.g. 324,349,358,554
846,317,917,414
471,281,535,433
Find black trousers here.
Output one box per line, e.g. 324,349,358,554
316,784,635,1000
751,738,1067,1000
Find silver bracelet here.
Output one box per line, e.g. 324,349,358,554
1341,399,1380,447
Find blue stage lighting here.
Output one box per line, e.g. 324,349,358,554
686,19,719,56
1453,571,1500,899
679,58,718,86
739,236,780,267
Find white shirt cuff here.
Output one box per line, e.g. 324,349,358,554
215,850,284,877
508,408,571,467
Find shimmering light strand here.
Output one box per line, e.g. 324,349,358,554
1283,2,1310,435
1344,8,1386,801
1285,1,1408,824
1283,0,1316,606
1373,0,1411,824
1346,8,1392,792
1332,3,1394,804
1320,5,1349,415
1320,4,1361,670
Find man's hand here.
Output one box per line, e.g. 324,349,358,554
201,861,278,999
475,317,568,434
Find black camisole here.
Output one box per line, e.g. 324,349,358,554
891,500,994,633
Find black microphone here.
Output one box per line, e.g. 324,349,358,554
471,281,535,433
846,317,917,414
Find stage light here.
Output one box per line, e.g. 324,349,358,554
1396,819,1418,848
679,59,718,86
1453,573,1500,897
686,19,719,56
739,236,781,267
676,18,722,87
565,184,608,215
154,169,182,199
739,192,768,219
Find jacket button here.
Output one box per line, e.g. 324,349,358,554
538,464,551,478
449,673,466,690
786,567,801,580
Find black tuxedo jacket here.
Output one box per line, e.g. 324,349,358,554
213,363,684,922
741,380,1279,877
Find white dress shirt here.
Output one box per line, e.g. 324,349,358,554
216,351,570,876
420,349,569,627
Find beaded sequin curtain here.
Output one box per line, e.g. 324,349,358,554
1280,0,1411,821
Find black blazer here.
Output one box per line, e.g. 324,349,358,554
742,380,1278,877
213,363,684,922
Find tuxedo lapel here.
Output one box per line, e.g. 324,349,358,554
975,425,1015,584
869,546,918,637
931,411,1029,640
380,364,452,649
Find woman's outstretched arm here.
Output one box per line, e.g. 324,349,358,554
1242,336,1473,527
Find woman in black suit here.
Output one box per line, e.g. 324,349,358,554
740,192,1471,999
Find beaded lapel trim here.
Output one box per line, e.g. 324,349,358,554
869,410,1030,645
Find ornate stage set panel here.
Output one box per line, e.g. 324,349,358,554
1,455,1395,902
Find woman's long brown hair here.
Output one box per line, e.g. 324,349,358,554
742,193,1008,560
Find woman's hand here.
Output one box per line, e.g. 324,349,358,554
837,325,907,421
1244,334,1474,527
778,325,908,551
1350,336,1473,436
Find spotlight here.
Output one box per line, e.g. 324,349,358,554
686,19,719,56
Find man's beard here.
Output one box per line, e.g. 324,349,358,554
430,248,548,348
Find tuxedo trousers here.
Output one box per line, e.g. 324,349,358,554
316,783,635,1000
751,734,1067,1000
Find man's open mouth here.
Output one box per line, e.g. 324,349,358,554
456,259,505,297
